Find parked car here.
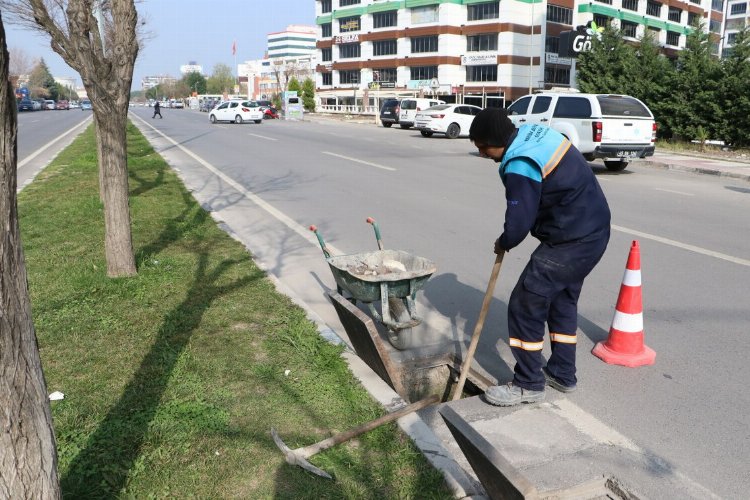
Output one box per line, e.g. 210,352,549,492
80,99,92,110
397,98,445,129
32,99,43,110
379,99,401,128
56,100,70,110
44,99,56,110
18,98,35,111
209,100,263,124
506,91,656,171
415,104,483,139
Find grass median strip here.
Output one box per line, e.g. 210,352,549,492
19,122,453,498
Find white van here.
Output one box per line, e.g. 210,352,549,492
507,91,656,171
398,98,445,129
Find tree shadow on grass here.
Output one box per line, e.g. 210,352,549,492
60,208,264,497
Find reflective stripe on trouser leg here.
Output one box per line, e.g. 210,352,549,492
507,269,551,392
546,282,583,388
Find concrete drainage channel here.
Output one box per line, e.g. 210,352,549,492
328,291,641,500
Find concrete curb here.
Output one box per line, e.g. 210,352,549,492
641,159,750,182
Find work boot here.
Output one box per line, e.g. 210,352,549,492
543,367,577,393
484,383,545,407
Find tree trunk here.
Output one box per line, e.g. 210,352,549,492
0,17,61,499
93,107,137,277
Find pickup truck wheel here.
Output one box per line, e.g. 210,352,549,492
420,130,433,137
604,160,628,171
446,123,460,139
382,122,392,128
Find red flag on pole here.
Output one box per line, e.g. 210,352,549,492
232,41,236,56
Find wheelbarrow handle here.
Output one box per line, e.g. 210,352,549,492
309,225,332,258
366,217,384,250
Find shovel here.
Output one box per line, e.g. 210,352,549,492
272,394,439,479
451,251,505,401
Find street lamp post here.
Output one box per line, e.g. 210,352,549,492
529,0,535,94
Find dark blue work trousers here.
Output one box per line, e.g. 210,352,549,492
507,229,609,391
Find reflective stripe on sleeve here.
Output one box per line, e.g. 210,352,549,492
509,338,545,351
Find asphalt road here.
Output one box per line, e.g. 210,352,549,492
24,108,750,497
16,108,92,190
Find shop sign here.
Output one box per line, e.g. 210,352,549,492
334,34,359,44
461,54,498,66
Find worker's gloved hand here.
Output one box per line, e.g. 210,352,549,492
494,238,505,255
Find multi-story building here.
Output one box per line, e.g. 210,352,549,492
180,62,204,76
314,0,724,108
141,75,177,91
240,25,318,100
723,0,748,56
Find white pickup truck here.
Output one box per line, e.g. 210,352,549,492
507,91,656,171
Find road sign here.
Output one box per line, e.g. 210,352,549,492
430,78,440,91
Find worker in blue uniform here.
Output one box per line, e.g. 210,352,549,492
469,108,611,406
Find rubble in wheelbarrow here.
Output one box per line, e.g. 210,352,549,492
347,259,407,278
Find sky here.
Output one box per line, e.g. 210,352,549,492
4,0,316,91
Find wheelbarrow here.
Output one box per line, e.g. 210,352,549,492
309,217,436,350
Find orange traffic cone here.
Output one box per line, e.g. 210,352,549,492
592,240,656,367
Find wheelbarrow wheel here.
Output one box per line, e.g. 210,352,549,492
386,297,416,350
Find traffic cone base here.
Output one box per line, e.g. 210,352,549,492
592,337,656,367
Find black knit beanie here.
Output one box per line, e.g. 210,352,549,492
468,107,517,147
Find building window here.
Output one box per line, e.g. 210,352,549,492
339,43,361,58
411,35,439,53
546,36,560,54
321,48,332,62
621,21,638,37
340,0,361,5
373,68,397,82
468,2,500,21
466,65,497,82
544,66,571,85
373,39,397,56
373,11,397,28
727,32,738,44
730,2,747,14
709,19,722,32
411,5,439,24
339,69,360,84
687,12,699,25
622,0,638,11
322,23,332,38
593,14,612,27
712,0,724,11
547,5,573,24
668,6,682,22
339,16,360,32
595,0,613,4
467,33,498,51
646,1,661,16
666,31,680,46
321,0,332,14
410,65,437,80
322,73,332,85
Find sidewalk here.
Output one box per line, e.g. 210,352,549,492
305,112,750,182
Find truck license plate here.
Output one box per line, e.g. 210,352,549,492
616,151,638,158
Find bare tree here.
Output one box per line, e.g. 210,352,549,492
0,14,62,499
8,46,32,85
2,0,140,277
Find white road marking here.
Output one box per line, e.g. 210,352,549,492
654,187,694,196
321,151,396,171
131,114,344,257
612,224,750,267
248,133,277,141
18,116,92,169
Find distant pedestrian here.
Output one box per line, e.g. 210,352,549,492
152,101,162,119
